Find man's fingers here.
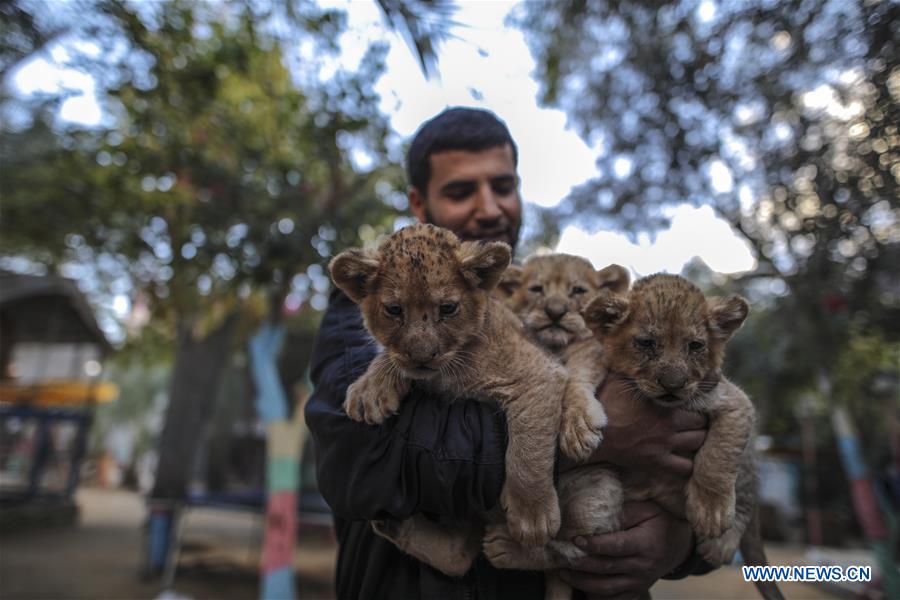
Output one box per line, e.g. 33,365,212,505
671,429,707,454
659,453,693,478
559,571,645,596
569,555,646,576
573,529,639,557
671,409,707,432
619,500,662,529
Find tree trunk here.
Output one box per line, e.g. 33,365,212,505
150,312,239,500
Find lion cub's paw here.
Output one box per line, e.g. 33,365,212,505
482,525,526,569
697,526,741,566
686,480,736,539
483,524,554,570
559,384,606,462
343,376,401,425
502,487,561,547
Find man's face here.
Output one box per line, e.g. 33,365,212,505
408,144,522,250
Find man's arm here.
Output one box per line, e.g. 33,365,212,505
304,289,508,521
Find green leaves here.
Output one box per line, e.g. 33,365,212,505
515,0,899,447
1,0,404,348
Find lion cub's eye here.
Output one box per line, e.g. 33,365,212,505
571,286,588,295
689,340,706,352
439,301,459,316
528,285,544,294
384,303,402,317
634,337,656,350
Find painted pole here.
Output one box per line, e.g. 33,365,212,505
249,323,304,600
831,406,900,597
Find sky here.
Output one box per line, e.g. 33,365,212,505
326,1,757,276
12,0,758,295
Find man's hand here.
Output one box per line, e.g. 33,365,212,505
554,375,709,598
575,374,709,477
559,501,693,600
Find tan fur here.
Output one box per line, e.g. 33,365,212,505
582,274,753,539
486,273,776,599
485,255,626,597
498,254,629,351
329,226,601,577
498,254,629,460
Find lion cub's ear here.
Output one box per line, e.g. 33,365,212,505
707,294,749,341
595,264,630,294
583,289,630,338
457,241,512,291
496,264,523,299
329,248,380,303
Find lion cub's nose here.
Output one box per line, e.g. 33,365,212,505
658,372,687,392
406,349,439,365
544,300,567,322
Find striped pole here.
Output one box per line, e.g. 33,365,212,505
831,406,900,597
250,323,305,600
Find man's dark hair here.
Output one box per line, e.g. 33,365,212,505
406,107,518,194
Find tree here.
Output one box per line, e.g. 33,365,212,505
0,0,67,80
514,0,899,428
1,0,409,499
375,0,457,79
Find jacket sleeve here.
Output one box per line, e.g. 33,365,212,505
304,288,508,521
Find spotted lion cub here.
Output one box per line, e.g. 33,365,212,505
582,274,753,540
328,224,602,575
498,254,630,460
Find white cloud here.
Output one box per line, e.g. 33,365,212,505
333,1,597,207
556,204,756,276
13,56,102,126
60,93,102,126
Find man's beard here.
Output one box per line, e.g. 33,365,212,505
423,205,519,254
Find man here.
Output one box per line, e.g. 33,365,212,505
305,107,712,599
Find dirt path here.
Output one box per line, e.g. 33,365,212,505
1,487,841,599
1,487,334,600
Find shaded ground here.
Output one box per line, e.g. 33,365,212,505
1,487,334,600
2,487,850,599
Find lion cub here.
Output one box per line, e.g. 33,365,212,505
328,224,602,575
498,254,630,459
582,274,753,539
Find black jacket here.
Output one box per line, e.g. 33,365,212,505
305,289,545,599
